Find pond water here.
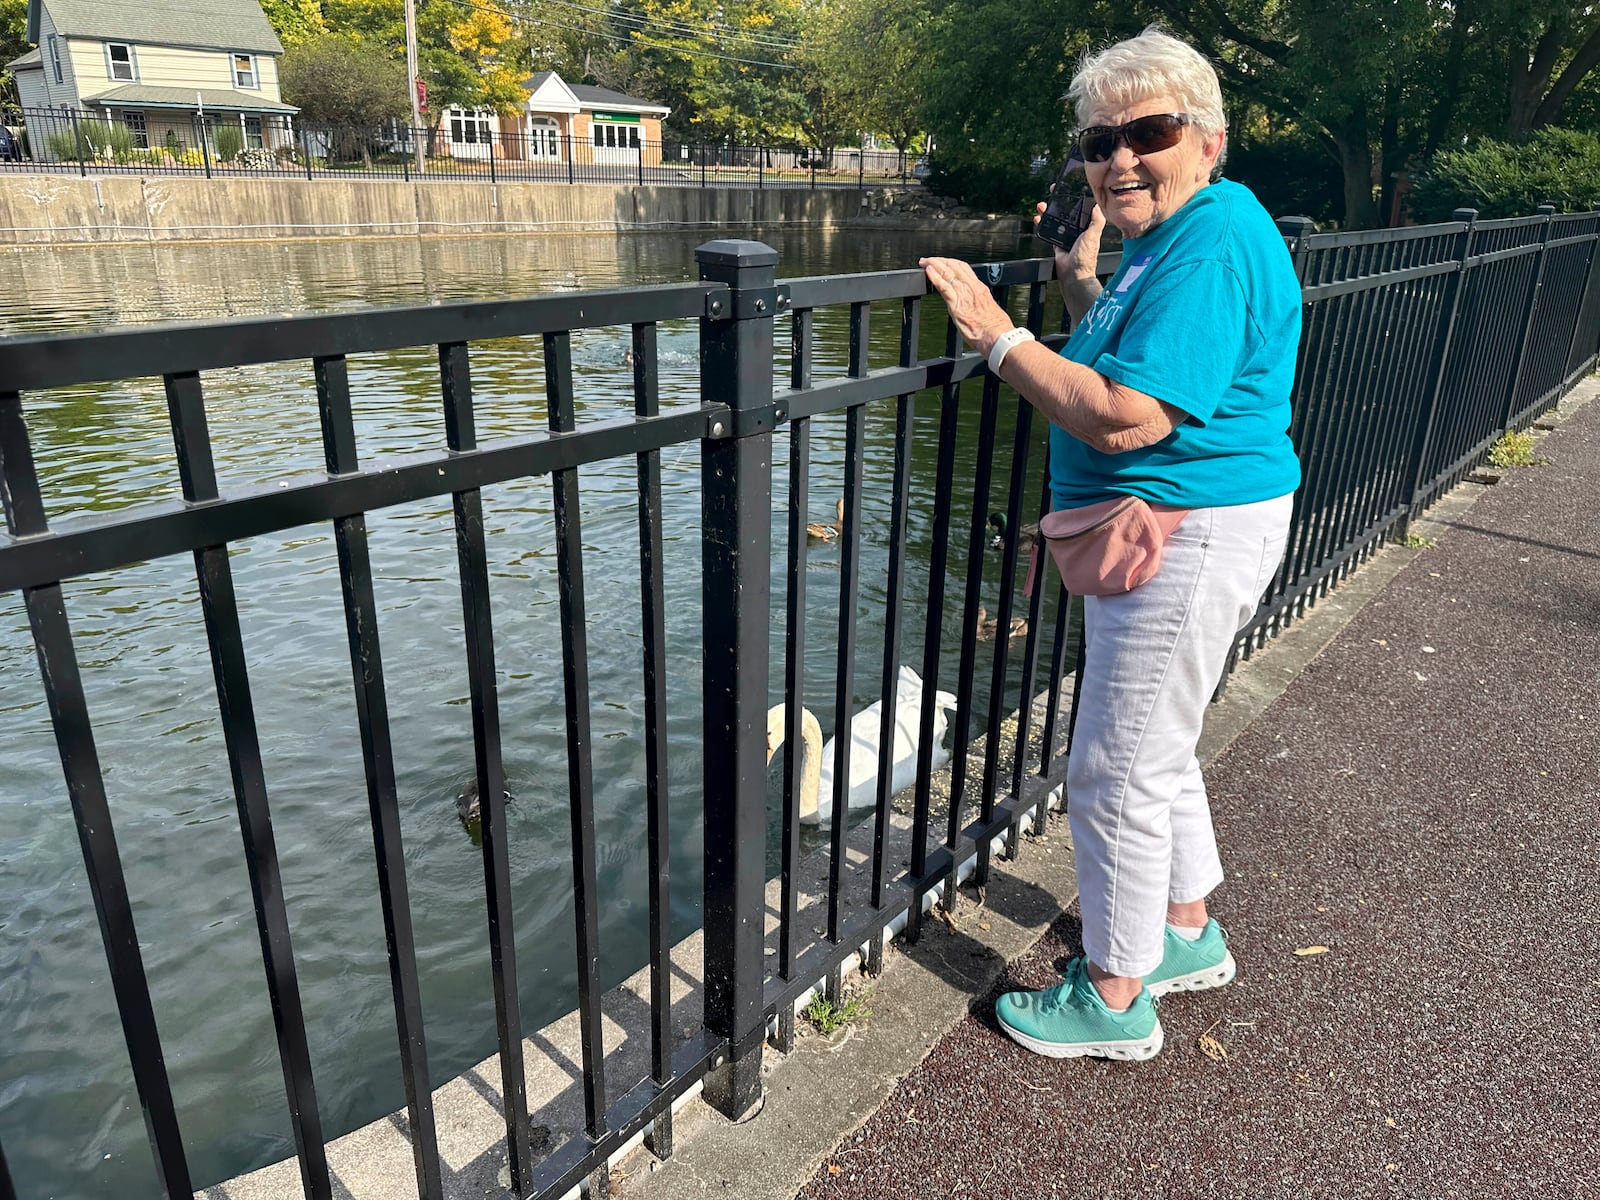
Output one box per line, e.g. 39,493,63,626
0,225,1064,1196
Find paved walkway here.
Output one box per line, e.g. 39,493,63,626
785,389,1600,1199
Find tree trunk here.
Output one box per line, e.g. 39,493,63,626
1334,127,1381,230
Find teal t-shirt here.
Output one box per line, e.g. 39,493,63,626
1050,178,1302,510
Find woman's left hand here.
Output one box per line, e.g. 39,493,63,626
919,257,1015,357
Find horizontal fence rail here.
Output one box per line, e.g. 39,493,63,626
0,106,921,189
2,205,1598,1199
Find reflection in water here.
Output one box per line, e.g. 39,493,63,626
0,228,1063,1196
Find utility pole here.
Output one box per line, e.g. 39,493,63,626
405,0,425,174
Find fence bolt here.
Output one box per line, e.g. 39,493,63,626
711,421,725,437
709,299,724,316
754,299,766,313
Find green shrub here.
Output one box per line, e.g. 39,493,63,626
923,142,1046,214
1411,128,1600,222
164,129,180,154
46,127,84,161
212,123,244,162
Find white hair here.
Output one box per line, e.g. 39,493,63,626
1068,27,1227,141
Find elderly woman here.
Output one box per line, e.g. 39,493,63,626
921,28,1301,1061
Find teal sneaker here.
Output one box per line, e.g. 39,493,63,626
994,958,1163,1060
1143,920,1237,997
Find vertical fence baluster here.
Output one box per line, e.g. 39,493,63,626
164,369,331,1199
777,301,816,1048
696,240,775,1123
545,330,611,1198
314,355,445,1200
906,326,961,944
438,341,532,1191
869,296,919,930
631,321,676,1159
777,381,811,1052
947,325,1000,856
0,391,195,1200
826,301,869,981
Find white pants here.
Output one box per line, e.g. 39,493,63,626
1066,494,1293,978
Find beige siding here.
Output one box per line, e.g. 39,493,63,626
66,37,118,93
63,44,285,104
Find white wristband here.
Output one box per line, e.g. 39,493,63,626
987,326,1035,376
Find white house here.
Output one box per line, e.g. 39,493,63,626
8,0,296,162
437,72,670,167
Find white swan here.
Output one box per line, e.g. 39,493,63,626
766,665,957,826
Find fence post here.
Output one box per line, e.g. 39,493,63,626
487,130,497,185
700,145,707,188
695,238,777,1122
857,147,864,190
757,147,763,189
1401,208,1478,529
198,118,213,179
566,135,574,185
299,124,312,180
1499,204,1557,433
69,110,86,177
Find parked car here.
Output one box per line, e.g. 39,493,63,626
0,126,21,163
911,155,931,179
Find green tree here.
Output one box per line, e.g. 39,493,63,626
914,0,1093,210
0,0,29,107
798,0,926,169
624,0,806,144
279,34,409,125
260,0,328,47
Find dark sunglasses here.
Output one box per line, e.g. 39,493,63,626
1076,113,1191,163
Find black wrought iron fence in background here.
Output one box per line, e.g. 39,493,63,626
0,106,920,189
1,205,1597,1200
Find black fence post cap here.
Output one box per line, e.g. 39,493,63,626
1537,204,1558,215
1275,215,1316,237
1452,208,1479,222
695,240,779,269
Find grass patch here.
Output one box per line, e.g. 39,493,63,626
1394,531,1435,549
1486,429,1543,468
803,992,871,1035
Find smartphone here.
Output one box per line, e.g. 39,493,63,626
1034,155,1094,251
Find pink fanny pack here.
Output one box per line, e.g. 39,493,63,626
1028,495,1192,597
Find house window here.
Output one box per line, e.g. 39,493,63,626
244,115,263,148
122,110,148,148
592,120,640,151
107,42,135,82
48,35,63,84
450,113,490,144
233,53,257,89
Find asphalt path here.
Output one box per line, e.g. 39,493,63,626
794,393,1600,1200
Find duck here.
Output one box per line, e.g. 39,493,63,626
988,511,1040,554
806,497,846,544
975,605,1029,644
456,778,512,826
766,665,957,826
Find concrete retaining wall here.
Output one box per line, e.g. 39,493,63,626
0,175,1020,246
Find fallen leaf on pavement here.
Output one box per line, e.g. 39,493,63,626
1198,1033,1227,1061
1294,945,1331,956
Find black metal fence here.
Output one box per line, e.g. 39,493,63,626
1,105,919,189
2,204,1598,1200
